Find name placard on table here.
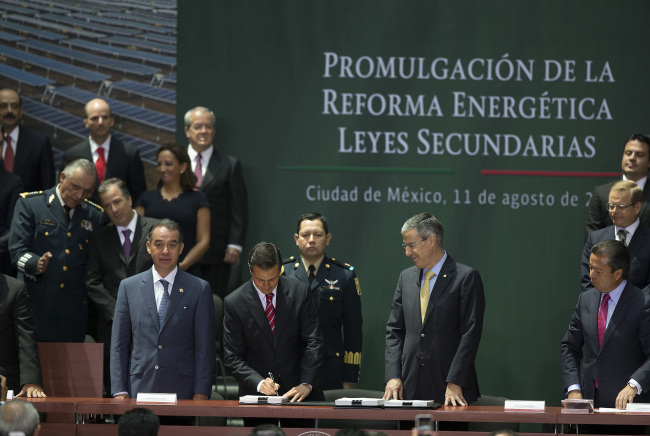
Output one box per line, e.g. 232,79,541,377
136,393,177,404
504,400,546,412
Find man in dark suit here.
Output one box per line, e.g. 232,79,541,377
0,274,45,398
110,219,215,400
224,242,324,406
63,98,146,204
384,213,485,407
562,240,650,434
581,180,650,293
0,165,23,275
86,178,159,395
0,88,55,192
184,106,247,299
283,212,362,390
585,133,650,237
9,158,104,342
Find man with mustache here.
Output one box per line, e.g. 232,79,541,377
0,88,55,193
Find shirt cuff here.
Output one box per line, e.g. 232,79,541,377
113,392,128,397
629,379,642,395
228,244,243,253
566,384,581,394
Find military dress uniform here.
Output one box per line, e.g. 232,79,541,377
8,187,104,342
283,255,362,390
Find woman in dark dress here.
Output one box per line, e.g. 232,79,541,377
135,143,210,277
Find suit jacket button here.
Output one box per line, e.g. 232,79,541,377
45,232,49,236
60,283,65,288
62,266,68,272
65,249,70,254
158,345,163,349
421,333,425,337
336,352,340,357
67,232,72,237
155,365,159,370
330,296,334,301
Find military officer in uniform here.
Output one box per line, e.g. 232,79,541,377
8,158,104,342
283,212,362,390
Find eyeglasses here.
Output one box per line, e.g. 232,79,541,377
402,238,427,250
606,202,637,211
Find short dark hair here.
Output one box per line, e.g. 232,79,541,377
401,212,444,247
591,239,630,279
147,218,184,244
248,242,282,270
296,212,329,234
0,399,40,436
97,177,130,199
625,133,650,153
118,408,159,436
156,142,197,191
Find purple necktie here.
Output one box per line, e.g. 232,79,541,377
122,229,132,261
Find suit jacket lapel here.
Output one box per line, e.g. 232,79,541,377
200,149,222,189
600,286,633,351
129,215,148,265
105,137,122,179
161,270,186,331
312,257,330,290
140,271,159,331
627,225,648,255
293,258,310,284
274,280,291,345
44,188,68,227
245,281,275,346
423,257,455,326
107,223,127,266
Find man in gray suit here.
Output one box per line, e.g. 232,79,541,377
384,213,485,407
110,219,215,399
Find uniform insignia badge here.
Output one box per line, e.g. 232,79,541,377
39,219,56,227
80,220,94,231
48,194,55,203
354,277,361,296
324,279,341,290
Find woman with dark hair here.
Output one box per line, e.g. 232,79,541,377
135,143,210,277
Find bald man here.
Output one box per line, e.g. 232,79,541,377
62,98,146,204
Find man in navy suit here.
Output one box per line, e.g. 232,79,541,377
224,242,324,427
63,98,146,204
0,88,55,192
110,218,215,400
562,240,650,434
581,180,650,293
384,213,485,407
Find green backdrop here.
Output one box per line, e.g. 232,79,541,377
177,1,650,409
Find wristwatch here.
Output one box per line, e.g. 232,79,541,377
628,383,639,395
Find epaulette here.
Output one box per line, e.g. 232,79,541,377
282,255,297,264
329,257,355,271
84,199,104,213
19,191,45,199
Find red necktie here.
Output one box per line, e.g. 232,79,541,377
265,294,275,334
4,134,14,172
597,293,610,348
96,147,106,183
194,153,203,188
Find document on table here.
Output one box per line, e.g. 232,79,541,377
239,395,288,405
334,397,385,407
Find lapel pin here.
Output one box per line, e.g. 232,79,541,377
443,274,447,278
179,288,184,293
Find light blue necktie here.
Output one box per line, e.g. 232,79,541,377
158,279,169,327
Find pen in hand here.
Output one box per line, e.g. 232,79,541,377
268,372,279,396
